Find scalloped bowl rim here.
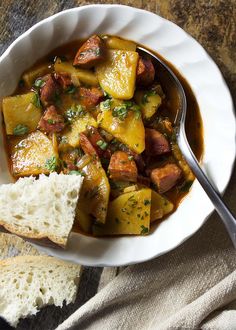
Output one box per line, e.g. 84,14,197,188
0,5,235,266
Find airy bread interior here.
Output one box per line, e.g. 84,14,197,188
0,255,81,327
0,173,84,247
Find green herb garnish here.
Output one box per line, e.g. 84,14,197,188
13,124,29,136
128,155,134,161
32,92,41,108
112,105,129,121
144,199,151,205
100,99,112,111
140,225,149,235
47,119,55,124
34,78,45,88
131,104,141,119
96,140,108,150
65,104,86,122
45,156,58,172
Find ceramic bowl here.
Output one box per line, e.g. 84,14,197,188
0,5,235,266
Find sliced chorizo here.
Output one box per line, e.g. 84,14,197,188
73,35,106,68
108,151,138,182
40,74,60,107
79,132,98,157
136,56,155,86
79,87,104,108
38,105,65,133
145,128,170,156
54,72,72,89
150,163,182,193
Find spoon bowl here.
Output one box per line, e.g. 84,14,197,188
137,46,236,248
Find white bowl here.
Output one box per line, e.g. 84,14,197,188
0,5,235,266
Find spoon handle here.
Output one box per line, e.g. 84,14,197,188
178,127,236,248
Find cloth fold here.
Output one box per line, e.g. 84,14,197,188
57,214,236,330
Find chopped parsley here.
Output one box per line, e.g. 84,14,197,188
65,104,86,122
96,140,108,150
32,92,41,108
112,105,129,121
47,119,55,125
13,124,29,136
112,101,141,121
128,155,134,161
132,104,142,119
45,156,58,172
34,78,45,88
144,199,151,205
100,99,112,111
140,225,149,235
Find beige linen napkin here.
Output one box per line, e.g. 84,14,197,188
57,200,236,329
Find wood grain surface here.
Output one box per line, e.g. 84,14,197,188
0,1,235,329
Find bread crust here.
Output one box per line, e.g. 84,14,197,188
0,223,68,249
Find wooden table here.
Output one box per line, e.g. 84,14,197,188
0,1,235,329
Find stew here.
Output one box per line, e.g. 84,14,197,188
1,35,203,236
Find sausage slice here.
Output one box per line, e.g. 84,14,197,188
73,35,106,68
108,151,138,182
38,105,65,133
145,128,170,156
40,74,60,107
136,57,155,86
79,87,104,108
150,163,182,193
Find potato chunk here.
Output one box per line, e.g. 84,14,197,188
11,131,57,177
54,59,99,86
98,99,145,154
22,63,51,87
104,36,136,51
77,161,110,224
96,50,139,99
2,92,42,135
134,90,162,119
150,190,174,222
59,111,98,149
93,188,151,236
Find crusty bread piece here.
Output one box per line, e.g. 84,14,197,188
0,255,81,327
0,173,83,248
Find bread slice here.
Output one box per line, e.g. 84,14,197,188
0,173,83,248
0,255,81,327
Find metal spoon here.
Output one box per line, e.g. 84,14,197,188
137,46,236,248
